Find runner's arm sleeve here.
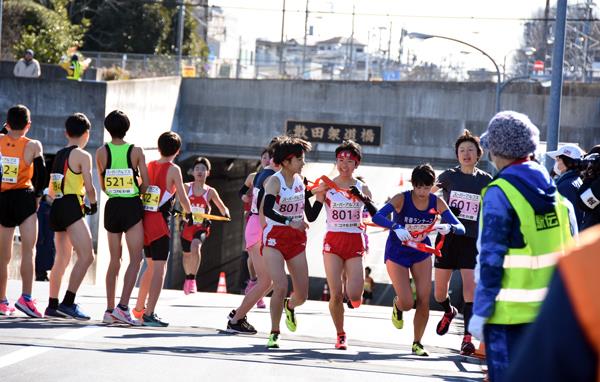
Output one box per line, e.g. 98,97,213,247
32,156,47,197
238,184,250,199
263,194,290,225
304,197,323,222
441,209,465,235
372,203,400,230
348,185,378,216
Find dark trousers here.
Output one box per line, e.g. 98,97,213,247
35,200,55,274
483,323,531,382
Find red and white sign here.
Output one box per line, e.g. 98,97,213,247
533,60,545,72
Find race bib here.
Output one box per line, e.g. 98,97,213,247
278,200,304,220
1,156,19,184
105,168,135,195
448,191,481,221
191,205,206,225
142,185,161,212
49,173,64,199
330,202,362,228
405,223,431,242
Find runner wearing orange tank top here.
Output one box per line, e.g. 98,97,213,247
180,157,230,295
0,105,46,318
133,132,192,327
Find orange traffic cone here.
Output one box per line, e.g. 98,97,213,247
322,283,330,301
216,272,227,293
474,341,486,359
399,173,404,187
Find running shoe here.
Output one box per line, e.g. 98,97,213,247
142,312,169,327
227,316,257,334
412,342,429,357
190,280,197,294
183,279,192,295
15,296,42,318
44,306,68,319
57,303,90,320
283,298,297,332
256,297,267,309
244,279,257,295
335,333,347,350
436,306,458,335
103,311,117,324
112,306,141,326
267,332,280,349
0,302,15,316
132,307,145,320
391,296,403,329
460,335,476,356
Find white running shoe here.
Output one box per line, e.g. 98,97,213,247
112,306,142,326
103,311,117,324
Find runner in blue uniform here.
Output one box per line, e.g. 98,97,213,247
372,164,465,356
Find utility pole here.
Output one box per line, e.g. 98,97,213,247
279,0,286,78
236,36,242,79
0,0,3,60
348,4,355,79
582,0,593,82
176,1,185,76
302,0,309,79
546,0,568,172
386,19,392,71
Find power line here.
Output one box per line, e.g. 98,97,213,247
133,1,600,22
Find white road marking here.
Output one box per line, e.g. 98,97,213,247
0,325,103,369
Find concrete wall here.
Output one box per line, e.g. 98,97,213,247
179,79,600,166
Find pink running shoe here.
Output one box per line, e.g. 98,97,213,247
0,302,15,316
189,280,197,294
183,279,192,295
244,279,257,295
256,297,266,309
15,296,43,318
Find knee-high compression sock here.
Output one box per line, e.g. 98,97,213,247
463,302,473,335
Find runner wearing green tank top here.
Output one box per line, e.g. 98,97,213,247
96,110,149,326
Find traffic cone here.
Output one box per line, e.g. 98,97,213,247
322,283,330,301
216,271,227,293
399,173,404,187
474,341,486,359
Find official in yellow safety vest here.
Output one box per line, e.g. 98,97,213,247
469,111,577,382
504,224,600,382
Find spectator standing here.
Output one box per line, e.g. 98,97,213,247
13,49,41,78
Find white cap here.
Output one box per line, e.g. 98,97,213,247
546,145,584,160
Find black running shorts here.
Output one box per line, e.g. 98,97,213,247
144,235,170,261
434,234,478,270
180,230,208,252
0,188,37,227
104,197,143,233
50,194,84,232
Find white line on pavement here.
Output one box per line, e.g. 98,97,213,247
0,325,103,369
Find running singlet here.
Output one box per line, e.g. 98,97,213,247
49,145,85,200
250,168,276,214
188,184,211,226
436,166,492,238
103,143,139,198
387,191,437,256
143,160,176,244
265,171,305,227
325,180,365,233
0,135,33,191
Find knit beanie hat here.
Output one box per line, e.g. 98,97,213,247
480,111,539,159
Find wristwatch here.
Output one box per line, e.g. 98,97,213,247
285,217,293,226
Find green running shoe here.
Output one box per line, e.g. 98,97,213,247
412,341,429,357
284,298,297,332
392,296,404,329
267,332,280,349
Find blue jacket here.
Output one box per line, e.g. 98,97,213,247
555,169,583,228
474,161,576,318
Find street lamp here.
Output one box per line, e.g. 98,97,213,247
408,32,502,113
